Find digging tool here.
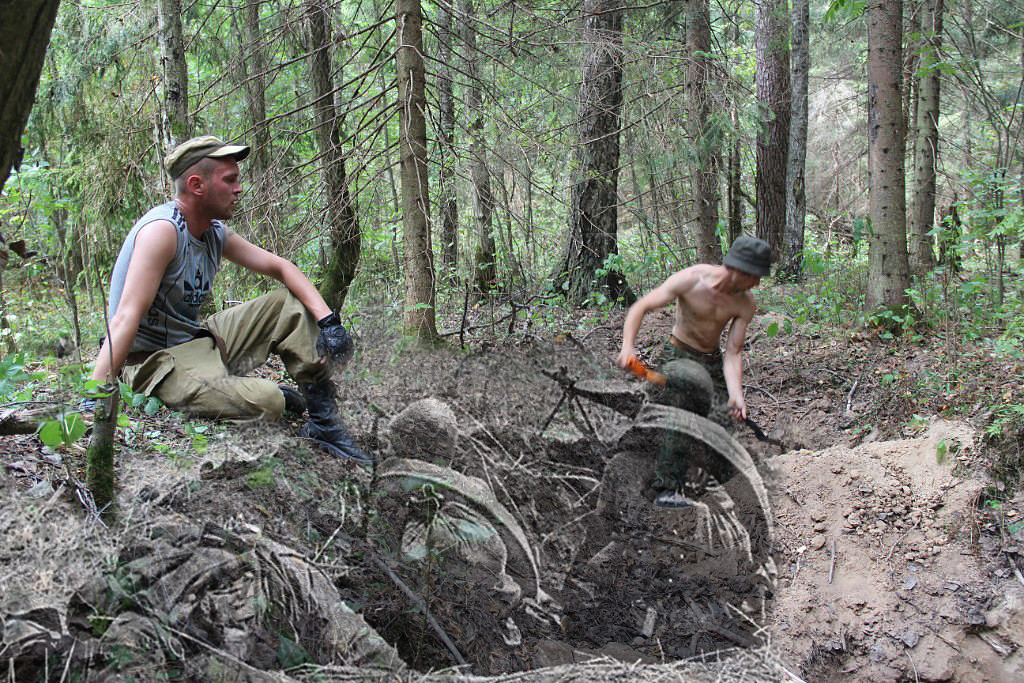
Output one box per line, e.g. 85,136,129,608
623,355,783,447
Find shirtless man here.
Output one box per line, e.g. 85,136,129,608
616,235,771,507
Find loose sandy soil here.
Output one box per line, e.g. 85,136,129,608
2,306,1023,681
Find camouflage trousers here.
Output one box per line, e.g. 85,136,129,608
653,337,731,493
122,289,330,420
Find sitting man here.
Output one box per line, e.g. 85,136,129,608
617,236,771,507
90,135,372,464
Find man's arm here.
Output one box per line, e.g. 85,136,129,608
721,295,756,420
91,221,178,382
617,269,695,368
222,232,331,320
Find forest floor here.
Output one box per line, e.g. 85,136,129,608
2,298,1024,681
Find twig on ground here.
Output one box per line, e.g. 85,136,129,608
313,522,346,564
655,535,721,557
885,530,910,566
846,373,862,414
367,552,469,669
828,538,836,584
905,650,920,683
709,624,756,648
58,640,75,683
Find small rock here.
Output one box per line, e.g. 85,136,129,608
901,576,918,590
901,631,920,648
811,535,827,550
966,606,986,626
640,606,657,638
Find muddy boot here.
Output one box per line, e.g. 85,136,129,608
298,380,375,465
279,385,307,417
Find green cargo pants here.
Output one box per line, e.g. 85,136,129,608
653,337,730,493
122,289,330,420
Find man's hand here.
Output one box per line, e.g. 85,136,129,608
727,394,747,421
616,347,636,369
317,312,354,364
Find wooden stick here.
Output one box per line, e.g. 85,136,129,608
828,537,836,584
846,374,861,414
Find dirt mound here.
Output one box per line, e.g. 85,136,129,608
766,419,1024,681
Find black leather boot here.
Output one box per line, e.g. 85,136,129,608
279,385,307,416
297,380,375,465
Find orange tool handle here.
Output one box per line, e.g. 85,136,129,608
624,356,667,387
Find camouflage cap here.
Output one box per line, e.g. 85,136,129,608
165,135,250,180
723,235,772,276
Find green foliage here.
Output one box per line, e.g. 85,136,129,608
987,403,1024,439
276,634,314,669
246,457,283,489
0,354,43,401
867,304,919,340
185,423,210,454
823,0,867,23
39,411,88,449
119,381,163,416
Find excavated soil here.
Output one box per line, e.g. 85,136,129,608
2,306,1023,681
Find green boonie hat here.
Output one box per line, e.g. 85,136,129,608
723,235,772,276
165,135,250,180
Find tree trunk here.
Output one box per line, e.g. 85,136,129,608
866,0,911,310
237,0,279,246
779,0,809,281
685,0,722,265
727,21,743,247
87,389,121,522
910,0,943,271
551,0,634,306
306,0,361,311
755,0,790,260
437,0,459,283
462,0,497,297
0,0,61,193
396,0,439,340
156,0,191,150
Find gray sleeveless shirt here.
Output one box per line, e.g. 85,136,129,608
108,201,227,352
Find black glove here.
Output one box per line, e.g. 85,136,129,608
316,312,354,364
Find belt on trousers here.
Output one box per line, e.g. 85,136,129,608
669,334,722,361
123,329,229,367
